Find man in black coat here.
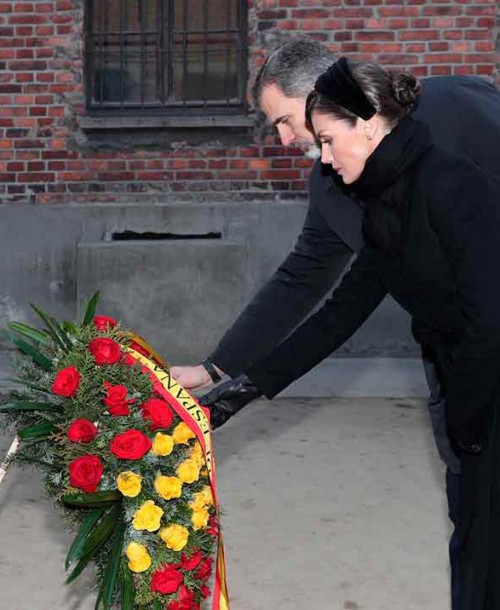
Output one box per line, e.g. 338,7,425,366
171,36,500,609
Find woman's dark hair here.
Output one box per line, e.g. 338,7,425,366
306,60,421,128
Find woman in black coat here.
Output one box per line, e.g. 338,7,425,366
205,58,500,610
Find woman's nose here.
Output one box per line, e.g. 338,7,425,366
320,144,332,164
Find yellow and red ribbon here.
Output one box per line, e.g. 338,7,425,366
124,335,230,610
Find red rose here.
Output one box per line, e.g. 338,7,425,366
141,366,157,382
194,558,212,581
181,550,203,571
52,365,81,398
103,382,132,416
168,601,198,610
201,585,211,599
168,584,198,610
141,397,174,430
110,429,152,460
69,454,103,493
88,338,122,365
207,515,218,537
67,419,98,443
150,565,184,594
123,353,136,367
93,315,117,331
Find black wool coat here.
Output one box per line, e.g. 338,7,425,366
246,117,500,610
247,117,500,448
209,76,500,379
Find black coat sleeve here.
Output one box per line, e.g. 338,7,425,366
427,164,500,447
209,198,352,377
245,246,388,398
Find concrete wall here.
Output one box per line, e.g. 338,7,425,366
0,202,418,366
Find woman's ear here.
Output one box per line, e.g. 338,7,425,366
362,118,377,141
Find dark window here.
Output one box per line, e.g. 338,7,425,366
85,0,247,114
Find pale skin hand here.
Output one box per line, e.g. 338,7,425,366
169,364,225,390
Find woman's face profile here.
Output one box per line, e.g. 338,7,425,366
311,110,377,184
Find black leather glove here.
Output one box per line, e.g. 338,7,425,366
199,374,263,430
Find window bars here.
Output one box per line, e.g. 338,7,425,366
86,0,247,113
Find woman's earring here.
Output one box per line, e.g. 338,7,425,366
367,134,373,141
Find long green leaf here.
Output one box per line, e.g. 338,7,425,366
7,321,49,344
94,589,103,610
79,505,121,561
5,378,51,393
0,401,62,413
120,567,135,610
29,303,72,352
18,421,56,440
62,490,121,508
153,599,163,610
65,507,106,570
1,330,53,371
65,549,97,585
65,506,120,584
100,517,126,609
82,291,100,326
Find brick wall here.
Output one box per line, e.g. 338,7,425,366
0,0,498,204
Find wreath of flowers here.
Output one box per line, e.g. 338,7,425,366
0,294,228,610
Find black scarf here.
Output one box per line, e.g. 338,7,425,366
349,117,433,253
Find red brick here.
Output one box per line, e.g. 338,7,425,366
379,53,420,65
175,171,213,180
422,6,462,17
428,42,450,52
17,172,54,182
9,14,47,24
443,30,463,40
356,31,395,42
291,8,331,18
465,30,492,40
423,53,463,63
431,65,453,75
412,18,431,28
261,169,301,180
399,30,440,41
475,41,495,52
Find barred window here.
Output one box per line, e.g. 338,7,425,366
86,0,247,114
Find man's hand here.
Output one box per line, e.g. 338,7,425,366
169,364,214,390
199,375,263,430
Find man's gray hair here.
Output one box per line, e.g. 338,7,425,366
254,35,336,103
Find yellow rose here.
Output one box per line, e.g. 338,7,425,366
155,475,183,500
190,486,213,511
189,441,204,467
125,541,151,573
176,459,200,484
151,432,174,457
116,471,142,498
191,508,210,531
132,500,163,532
172,422,196,445
159,523,189,551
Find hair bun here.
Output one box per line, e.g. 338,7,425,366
391,72,421,107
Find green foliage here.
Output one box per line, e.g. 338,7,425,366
0,300,219,609
82,291,101,326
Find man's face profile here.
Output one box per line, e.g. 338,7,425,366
259,83,316,150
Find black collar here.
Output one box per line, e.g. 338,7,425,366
350,117,433,200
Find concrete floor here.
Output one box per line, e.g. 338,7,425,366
0,397,450,610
